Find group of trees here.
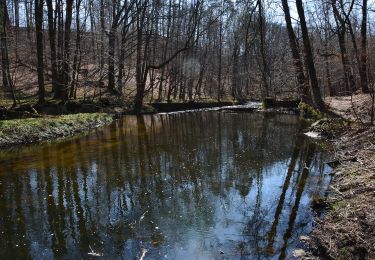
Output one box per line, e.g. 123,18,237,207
0,0,374,112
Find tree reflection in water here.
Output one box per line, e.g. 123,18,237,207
0,112,330,259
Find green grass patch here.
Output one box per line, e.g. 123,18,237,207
298,102,323,120
0,113,113,147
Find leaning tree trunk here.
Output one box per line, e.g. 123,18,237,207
281,0,310,103
295,0,325,110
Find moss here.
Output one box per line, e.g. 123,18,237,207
337,247,353,258
315,140,333,150
348,167,360,176
262,97,275,109
298,102,322,120
0,113,113,147
141,104,157,114
329,200,356,220
311,195,328,210
331,200,344,210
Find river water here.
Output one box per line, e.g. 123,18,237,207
0,111,330,259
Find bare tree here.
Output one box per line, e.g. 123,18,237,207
1,0,374,115
35,0,45,103
258,0,269,98
295,0,325,110
281,0,310,103
360,0,369,93
331,0,356,94
0,0,16,107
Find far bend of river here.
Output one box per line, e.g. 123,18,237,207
0,112,331,259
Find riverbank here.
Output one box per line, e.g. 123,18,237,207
0,113,113,148
308,127,375,259
0,99,291,148
296,96,375,259
1,99,241,117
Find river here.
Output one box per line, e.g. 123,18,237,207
0,111,330,259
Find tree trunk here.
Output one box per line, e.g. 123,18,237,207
217,8,223,102
325,55,334,96
99,0,105,71
134,23,146,113
117,24,128,93
258,0,269,98
295,0,325,110
337,26,355,94
108,27,117,92
281,0,310,103
232,37,239,99
360,0,369,93
55,0,64,98
46,0,58,92
35,0,45,103
70,0,82,99
331,0,356,94
60,0,74,101
0,1,16,107
14,0,19,61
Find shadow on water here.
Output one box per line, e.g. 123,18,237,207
0,112,330,259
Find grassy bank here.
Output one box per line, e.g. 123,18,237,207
0,113,113,147
303,126,375,259
295,101,375,259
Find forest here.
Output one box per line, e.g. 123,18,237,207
0,0,374,259
0,0,373,114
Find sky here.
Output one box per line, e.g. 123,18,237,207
7,0,375,29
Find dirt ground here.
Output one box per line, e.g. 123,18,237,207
297,95,375,259
326,93,375,125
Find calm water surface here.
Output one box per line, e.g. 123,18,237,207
0,112,330,259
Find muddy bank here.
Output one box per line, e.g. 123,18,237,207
0,113,113,148
263,98,300,109
1,101,119,119
1,100,242,118
2,98,300,118
297,120,375,259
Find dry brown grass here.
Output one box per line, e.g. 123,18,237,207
326,93,374,125
302,122,375,259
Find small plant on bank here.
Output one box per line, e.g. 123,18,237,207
298,102,323,120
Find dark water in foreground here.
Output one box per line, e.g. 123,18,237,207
0,112,330,259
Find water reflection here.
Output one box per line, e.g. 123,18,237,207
0,112,330,259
